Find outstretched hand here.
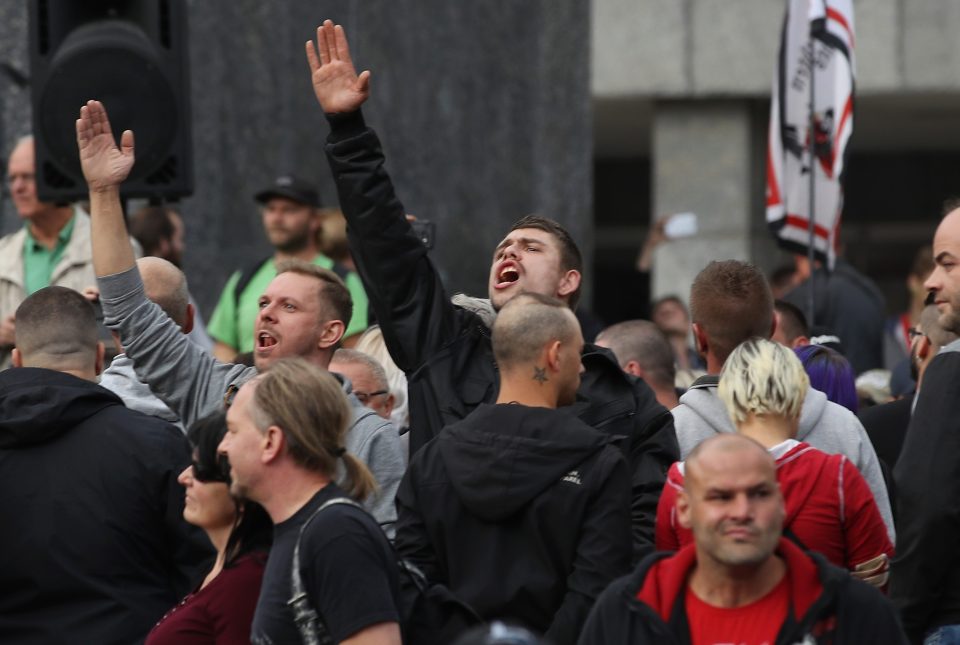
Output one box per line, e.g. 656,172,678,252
76,100,135,192
305,20,370,113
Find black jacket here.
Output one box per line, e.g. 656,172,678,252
891,348,960,643
579,538,908,645
395,403,631,645
324,110,678,557
0,368,212,644
783,260,886,374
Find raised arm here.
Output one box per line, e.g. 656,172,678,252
78,100,254,427
76,100,137,277
307,21,464,374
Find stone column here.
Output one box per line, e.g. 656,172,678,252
650,100,776,303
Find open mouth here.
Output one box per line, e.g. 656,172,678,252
495,264,520,289
257,331,278,350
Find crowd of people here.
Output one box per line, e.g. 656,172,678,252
1,17,957,645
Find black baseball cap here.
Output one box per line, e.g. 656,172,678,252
254,175,322,208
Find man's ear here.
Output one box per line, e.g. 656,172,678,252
261,425,285,464
556,269,581,301
94,341,105,376
11,348,22,368
318,320,346,350
383,393,396,418
769,313,778,340
692,323,709,357
623,360,644,379
182,303,195,335
546,339,563,373
677,490,692,530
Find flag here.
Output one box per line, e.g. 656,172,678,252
766,0,855,270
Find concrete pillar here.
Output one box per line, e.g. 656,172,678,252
651,100,776,303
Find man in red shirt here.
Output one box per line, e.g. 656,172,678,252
580,434,907,645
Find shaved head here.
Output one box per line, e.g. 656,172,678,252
685,434,776,491
14,286,99,372
138,257,190,328
493,292,579,369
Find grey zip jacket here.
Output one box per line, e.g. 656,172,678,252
97,266,404,537
672,376,895,543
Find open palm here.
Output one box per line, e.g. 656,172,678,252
76,100,135,191
306,20,370,113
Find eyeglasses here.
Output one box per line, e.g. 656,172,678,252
354,390,388,405
907,327,926,341
191,457,231,483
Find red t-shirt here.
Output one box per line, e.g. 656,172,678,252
684,571,790,645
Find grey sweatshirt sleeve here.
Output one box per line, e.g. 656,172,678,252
343,405,406,540
98,266,257,428
851,420,896,544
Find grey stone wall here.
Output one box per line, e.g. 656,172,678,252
1,0,593,315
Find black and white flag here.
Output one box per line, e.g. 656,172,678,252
766,0,855,270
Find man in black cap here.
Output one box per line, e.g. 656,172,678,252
207,175,369,361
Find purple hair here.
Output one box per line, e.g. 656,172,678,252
794,344,858,413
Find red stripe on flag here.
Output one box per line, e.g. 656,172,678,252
826,7,854,48
829,94,854,170
766,146,781,207
785,215,830,240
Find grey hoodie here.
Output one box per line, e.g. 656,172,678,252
97,266,404,537
99,353,185,432
672,378,895,543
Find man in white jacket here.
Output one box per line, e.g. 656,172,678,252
671,260,895,543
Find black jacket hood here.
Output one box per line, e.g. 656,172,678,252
437,403,613,521
0,367,122,448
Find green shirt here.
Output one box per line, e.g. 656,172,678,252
207,255,369,353
22,215,76,295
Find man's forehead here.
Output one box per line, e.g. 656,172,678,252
7,139,34,169
935,212,960,255
265,272,320,301
687,444,776,487
495,227,555,249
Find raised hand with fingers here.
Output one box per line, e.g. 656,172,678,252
76,100,135,192
305,19,370,113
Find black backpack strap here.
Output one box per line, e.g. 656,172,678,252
783,525,809,552
288,496,363,645
234,255,273,308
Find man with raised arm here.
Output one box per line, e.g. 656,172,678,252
306,19,677,558
75,100,404,534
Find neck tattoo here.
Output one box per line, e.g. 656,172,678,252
532,366,548,384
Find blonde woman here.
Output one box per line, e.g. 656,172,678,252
656,338,892,588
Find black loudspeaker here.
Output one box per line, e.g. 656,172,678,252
28,0,193,202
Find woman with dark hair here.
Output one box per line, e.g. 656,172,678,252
795,343,859,413
146,412,272,644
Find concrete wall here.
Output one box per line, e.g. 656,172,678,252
593,0,960,99
1,1,592,314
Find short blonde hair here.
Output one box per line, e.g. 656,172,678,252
718,338,809,425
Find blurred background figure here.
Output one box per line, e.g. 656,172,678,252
795,344,859,414
595,319,678,409
772,299,810,349
129,205,214,352
650,295,705,389
883,246,934,371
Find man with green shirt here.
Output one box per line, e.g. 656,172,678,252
0,136,97,369
208,176,369,362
